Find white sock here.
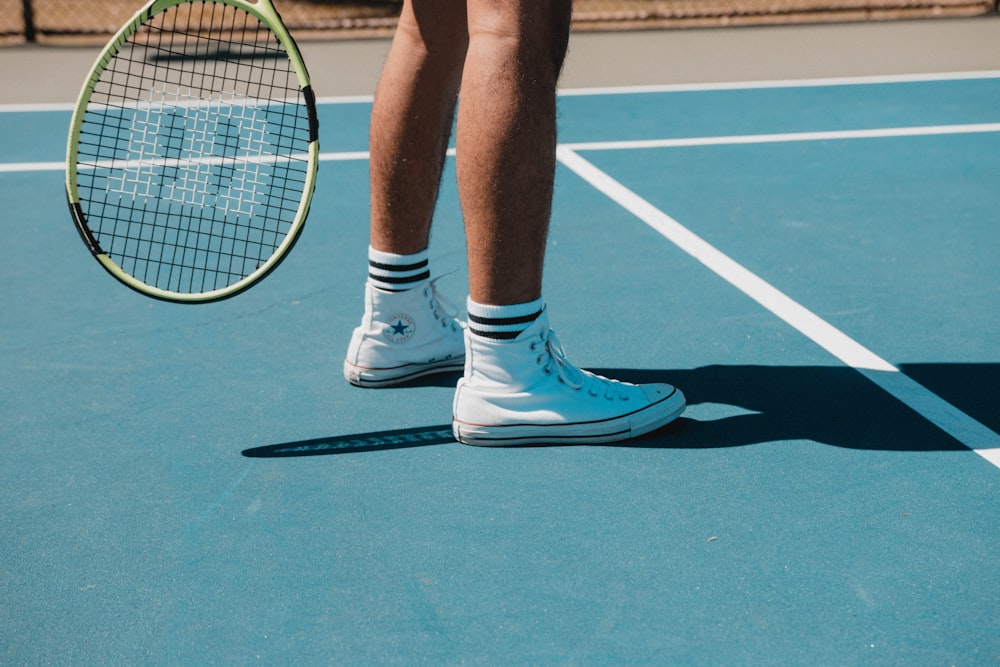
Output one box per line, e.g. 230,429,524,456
467,296,544,341
367,246,430,292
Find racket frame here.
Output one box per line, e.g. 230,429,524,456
65,0,320,303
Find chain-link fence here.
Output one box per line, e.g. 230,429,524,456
1,0,997,44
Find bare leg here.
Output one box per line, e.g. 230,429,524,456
343,0,469,388
368,0,468,255
457,0,572,305
355,0,687,441
451,10,687,446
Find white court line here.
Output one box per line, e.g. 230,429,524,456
4,68,1000,115
0,154,363,173
0,161,66,173
558,69,1000,96
0,95,376,113
556,146,1000,469
3,69,999,113
0,102,76,113
317,150,370,162
6,121,1000,173
560,123,1000,152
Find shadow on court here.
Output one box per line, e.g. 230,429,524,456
243,363,997,457
244,424,457,457
615,364,987,452
899,362,999,435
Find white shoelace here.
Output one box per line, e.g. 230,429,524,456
537,329,631,401
425,276,464,330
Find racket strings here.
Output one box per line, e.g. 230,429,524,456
74,0,312,295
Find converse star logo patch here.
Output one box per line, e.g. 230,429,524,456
383,314,415,343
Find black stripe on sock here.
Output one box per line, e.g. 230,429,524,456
467,310,542,327
468,327,522,340
369,270,431,285
369,259,429,273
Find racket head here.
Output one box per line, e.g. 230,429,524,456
66,0,319,303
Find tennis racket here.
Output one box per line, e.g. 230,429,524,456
66,0,319,303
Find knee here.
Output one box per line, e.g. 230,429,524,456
470,0,573,81
395,3,469,65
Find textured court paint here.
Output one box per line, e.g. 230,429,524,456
556,77,1000,147
8,122,1000,174
0,100,374,167
5,74,1000,168
184,461,256,535
3,74,998,665
557,147,1000,466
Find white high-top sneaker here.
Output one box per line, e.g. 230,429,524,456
452,308,685,445
344,279,466,387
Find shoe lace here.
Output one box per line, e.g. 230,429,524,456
533,329,630,401
424,275,464,331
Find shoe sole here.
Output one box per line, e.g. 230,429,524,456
453,388,686,446
344,357,465,388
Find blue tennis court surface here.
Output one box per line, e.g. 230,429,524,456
2,69,998,664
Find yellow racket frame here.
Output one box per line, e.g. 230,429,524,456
65,0,319,303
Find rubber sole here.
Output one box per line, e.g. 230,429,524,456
453,388,686,446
